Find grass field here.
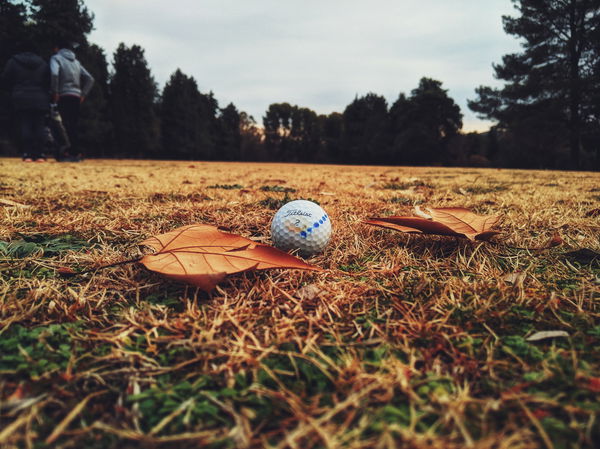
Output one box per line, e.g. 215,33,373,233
1,158,599,449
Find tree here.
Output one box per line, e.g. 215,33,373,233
0,1,28,154
109,44,159,158
28,0,94,57
341,93,389,164
160,69,204,159
217,103,241,161
263,103,293,161
0,1,28,66
290,106,321,162
78,43,114,158
263,103,321,162
390,78,463,165
239,112,264,161
468,0,600,169
196,91,220,160
319,112,343,162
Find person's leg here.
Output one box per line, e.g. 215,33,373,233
17,110,34,161
31,111,46,161
58,96,81,160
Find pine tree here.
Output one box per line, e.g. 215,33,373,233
263,103,294,161
160,69,203,159
239,112,263,161
29,0,94,57
341,93,389,164
263,103,321,162
218,103,241,161
290,107,320,162
196,91,219,160
390,78,462,165
0,1,28,66
78,44,114,158
318,112,343,162
469,0,600,169
0,1,28,153
109,43,159,158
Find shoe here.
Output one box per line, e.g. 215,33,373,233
23,158,33,162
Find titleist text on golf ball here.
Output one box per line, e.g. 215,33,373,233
270,200,332,256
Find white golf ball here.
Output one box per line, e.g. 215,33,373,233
271,200,332,255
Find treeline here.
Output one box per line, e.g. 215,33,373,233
1,0,599,169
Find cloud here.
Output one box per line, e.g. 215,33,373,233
86,0,520,130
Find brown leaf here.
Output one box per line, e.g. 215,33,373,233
57,267,77,277
546,232,564,248
140,224,321,291
586,377,600,393
364,207,500,241
564,248,600,264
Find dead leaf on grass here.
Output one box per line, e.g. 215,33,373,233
503,272,526,286
585,377,600,393
0,198,30,208
564,248,600,264
526,330,569,342
0,390,46,415
364,207,500,241
57,267,77,277
296,284,325,301
140,224,321,291
546,232,564,248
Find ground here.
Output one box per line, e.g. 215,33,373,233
0,158,599,449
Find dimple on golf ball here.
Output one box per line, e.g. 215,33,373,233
271,200,332,256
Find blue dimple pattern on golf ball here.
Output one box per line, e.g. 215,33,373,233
271,200,332,255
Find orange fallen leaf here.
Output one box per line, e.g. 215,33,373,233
586,377,600,393
546,232,564,248
139,224,321,291
57,267,77,277
364,207,500,241
532,409,551,420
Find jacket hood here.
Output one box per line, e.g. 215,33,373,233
58,48,76,61
13,52,45,69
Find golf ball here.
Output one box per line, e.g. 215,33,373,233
271,200,332,255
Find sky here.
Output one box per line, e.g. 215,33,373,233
85,0,522,132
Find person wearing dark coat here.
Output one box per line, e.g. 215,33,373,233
0,40,50,161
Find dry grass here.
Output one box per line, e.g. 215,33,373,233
0,158,599,449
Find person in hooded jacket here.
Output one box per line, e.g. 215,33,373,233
0,39,50,162
50,40,94,162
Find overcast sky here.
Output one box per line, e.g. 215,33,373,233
85,0,522,132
